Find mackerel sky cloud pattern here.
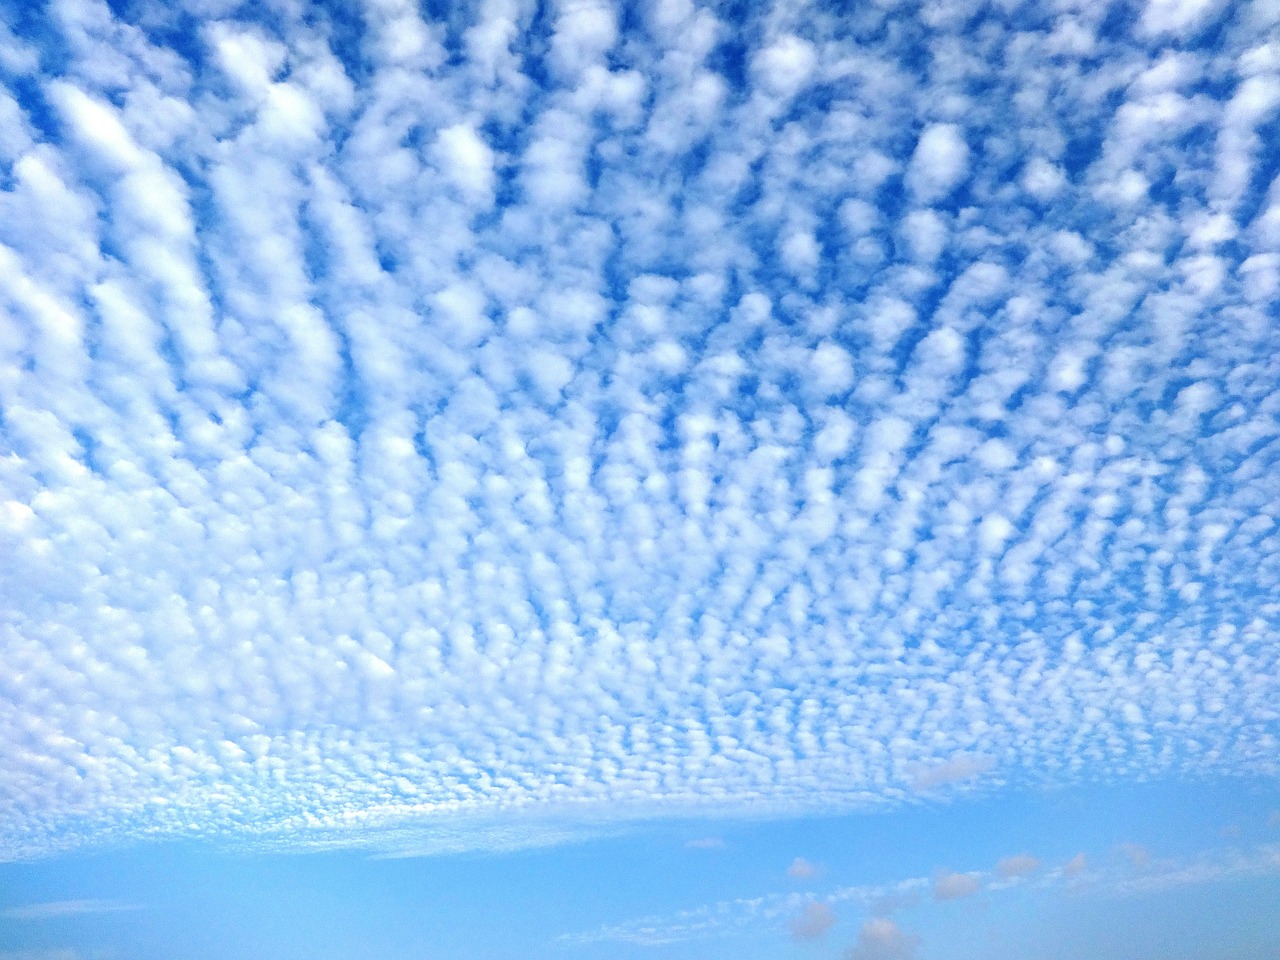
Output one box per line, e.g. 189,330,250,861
1,0,1279,861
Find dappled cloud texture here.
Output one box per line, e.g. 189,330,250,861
1,0,1279,858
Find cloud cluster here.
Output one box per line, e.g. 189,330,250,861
564,841,1280,946
1,0,1279,859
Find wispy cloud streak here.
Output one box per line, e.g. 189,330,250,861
3,900,141,920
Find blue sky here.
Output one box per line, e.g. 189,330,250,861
1,0,1279,956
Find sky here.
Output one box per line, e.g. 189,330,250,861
0,0,1279,956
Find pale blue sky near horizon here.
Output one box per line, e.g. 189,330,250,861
2,779,1279,959
2,0,1280,955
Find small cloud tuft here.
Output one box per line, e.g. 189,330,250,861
684,837,725,850
911,755,996,791
996,854,1041,879
788,856,822,879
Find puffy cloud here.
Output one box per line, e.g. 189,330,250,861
549,0,618,78
434,124,496,206
900,209,948,263
1139,0,1226,38
789,901,836,941
932,870,982,901
752,35,817,98
1021,157,1066,201
845,918,919,960
811,341,855,397
906,124,969,202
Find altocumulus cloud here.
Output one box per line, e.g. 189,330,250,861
1,0,1280,860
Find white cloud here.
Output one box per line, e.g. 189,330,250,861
435,124,496,206
1211,72,1280,215
781,229,821,280
1021,157,1066,201
550,0,618,78
811,341,855,397
1139,0,1226,37
906,124,969,202
0,21,39,74
47,82,148,171
207,22,286,97
752,35,817,98
900,209,948,263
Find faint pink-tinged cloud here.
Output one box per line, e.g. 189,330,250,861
788,856,822,879
845,917,919,960
1119,843,1151,868
790,901,836,941
933,870,982,901
685,837,724,849
996,854,1041,879
869,889,923,916
911,754,995,791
